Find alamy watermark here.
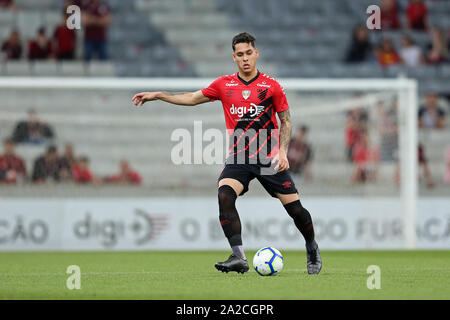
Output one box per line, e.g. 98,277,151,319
170,121,280,176
66,5,81,30
366,5,381,30
66,265,81,290
366,265,381,290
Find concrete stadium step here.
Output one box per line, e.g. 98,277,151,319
163,29,238,45
137,0,217,12
0,62,115,77
149,13,228,28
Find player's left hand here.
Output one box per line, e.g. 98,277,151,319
272,151,290,172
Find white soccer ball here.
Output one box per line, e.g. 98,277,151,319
253,247,284,276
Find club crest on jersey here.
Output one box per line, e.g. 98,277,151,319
242,90,251,100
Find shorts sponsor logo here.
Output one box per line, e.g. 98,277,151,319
282,181,292,189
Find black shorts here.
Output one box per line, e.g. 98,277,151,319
218,164,298,197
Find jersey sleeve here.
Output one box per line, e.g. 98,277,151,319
201,77,223,101
272,81,289,112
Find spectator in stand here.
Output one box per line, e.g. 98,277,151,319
418,92,446,129
11,109,55,144
378,100,398,162
380,0,401,30
103,159,142,185
32,145,62,183
406,0,428,31
351,131,380,184
344,25,373,63
287,126,313,180
425,27,449,64
399,35,424,67
0,139,26,184
445,145,450,185
375,38,401,67
73,156,101,184
28,27,54,61
82,0,112,61
58,143,76,181
345,108,368,162
418,144,435,187
53,12,77,60
0,0,15,10
1,29,22,60
394,144,435,187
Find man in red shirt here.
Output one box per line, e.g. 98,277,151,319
81,0,111,61
0,0,15,10
406,0,428,31
376,38,402,67
72,156,95,183
28,27,53,60
380,0,401,30
53,12,76,60
132,32,321,275
104,159,142,185
0,139,26,184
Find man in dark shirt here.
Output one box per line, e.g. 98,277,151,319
32,145,61,183
1,30,22,60
12,109,54,144
82,0,111,61
418,92,446,129
345,25,372,63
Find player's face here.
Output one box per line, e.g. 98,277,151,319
233,43,259,75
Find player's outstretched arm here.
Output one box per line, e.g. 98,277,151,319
132,90,210,107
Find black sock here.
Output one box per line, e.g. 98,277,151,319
218,185,242,247
284,200,316,250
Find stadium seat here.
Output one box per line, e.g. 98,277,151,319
32,61,60,76
60,62,88,77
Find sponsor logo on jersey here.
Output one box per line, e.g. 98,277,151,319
230,103,265,118
257,81,271,88
225,80,238,87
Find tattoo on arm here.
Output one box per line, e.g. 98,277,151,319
278,110,292,153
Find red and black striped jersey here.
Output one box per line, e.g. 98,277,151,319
202,71,289,164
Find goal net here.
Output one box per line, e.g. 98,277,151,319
0,77,418,249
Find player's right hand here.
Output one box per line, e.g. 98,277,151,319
132,92,160,106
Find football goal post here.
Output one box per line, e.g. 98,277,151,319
0,77,418,249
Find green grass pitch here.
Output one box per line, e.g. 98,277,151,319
0,250,449,299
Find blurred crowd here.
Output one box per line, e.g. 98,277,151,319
345,0,449,67
344,91,448,187
0,110,142,185
0,0,449,189
0,0,111,61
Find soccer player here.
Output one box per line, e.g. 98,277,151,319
132,32,322,275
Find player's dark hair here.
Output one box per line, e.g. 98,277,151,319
232,32,256,51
